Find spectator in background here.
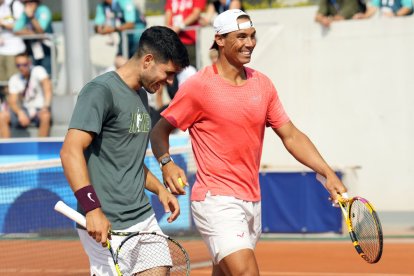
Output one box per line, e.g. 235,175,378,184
0,52,52,138
354,0,413,17
94,0,146,58
165,0,206,68
13,0,53,75
315,0,367,27
0,0,26,102
199,0,244,26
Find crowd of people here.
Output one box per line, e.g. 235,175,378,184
1,0,411,138
0,0,53,138
315,0,413,27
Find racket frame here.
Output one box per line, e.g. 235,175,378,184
338,195,383,264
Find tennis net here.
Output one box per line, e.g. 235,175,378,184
0,145,198,274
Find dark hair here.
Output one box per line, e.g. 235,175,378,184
15,52,30,59
135,26,190,70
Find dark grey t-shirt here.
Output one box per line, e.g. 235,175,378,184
69,71,153,229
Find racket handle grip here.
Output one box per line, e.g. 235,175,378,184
54,200,87,228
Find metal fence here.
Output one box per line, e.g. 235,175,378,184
0,33,58,87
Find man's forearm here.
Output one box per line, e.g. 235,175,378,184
144,165,166,195
42,79,53,108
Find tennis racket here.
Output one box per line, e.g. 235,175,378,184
54,200,190,276
316,174,383,264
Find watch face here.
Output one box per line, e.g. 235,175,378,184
161,156,171,165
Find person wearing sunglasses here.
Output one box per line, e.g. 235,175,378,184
0,52,52,138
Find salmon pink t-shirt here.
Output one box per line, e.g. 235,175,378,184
161,65,290,202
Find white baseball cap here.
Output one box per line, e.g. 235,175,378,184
213,9,253,35
211,9,254,49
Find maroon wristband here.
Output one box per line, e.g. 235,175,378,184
74,185,101,213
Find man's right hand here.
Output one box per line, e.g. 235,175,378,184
85,208,112,247
161,162,188,195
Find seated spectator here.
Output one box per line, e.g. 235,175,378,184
0,0,26,99
315,0,367,27
13,0,54,75
94,0,146,58
199,0,244,26
354,0,413,18
0,52,52,138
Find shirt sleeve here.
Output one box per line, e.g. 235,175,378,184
317,0,329,15
161,77,203,131
265,79,290,129
33,66,48,81
36,5,52,31
13,13,27,31
8,75,24,94
121,0,137,23
12,1,25,19
369,0,381,7
94,4,105,25
69,82,113,135
401,0,413,8
165,0,172,12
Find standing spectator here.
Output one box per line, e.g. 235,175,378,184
354,0,413,17
165,0,206,68
0,52,52,138
315,0,366,27
0,0,26,100
199,0,244,26
151,9,347,275
94,0,146,58
59,26,189,275
13,0,53,75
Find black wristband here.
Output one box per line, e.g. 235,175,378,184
74,185,101,213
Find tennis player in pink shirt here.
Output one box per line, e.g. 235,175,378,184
151,9,347,276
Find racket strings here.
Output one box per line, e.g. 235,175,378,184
116,233,189,275
350,200,382,262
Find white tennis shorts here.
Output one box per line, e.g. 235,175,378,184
78,214,171,276
191,192,262,264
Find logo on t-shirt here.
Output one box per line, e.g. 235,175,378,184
129,108,150,134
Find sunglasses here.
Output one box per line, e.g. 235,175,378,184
16,63,30,68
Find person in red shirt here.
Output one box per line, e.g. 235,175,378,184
164,0,206,68
151,9,346,276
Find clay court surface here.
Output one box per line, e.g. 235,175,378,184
1,237,413,275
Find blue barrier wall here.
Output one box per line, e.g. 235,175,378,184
0,139,342,234
260,172,342,233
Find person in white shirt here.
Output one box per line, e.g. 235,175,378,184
0,0,26,98
0,52,52,137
